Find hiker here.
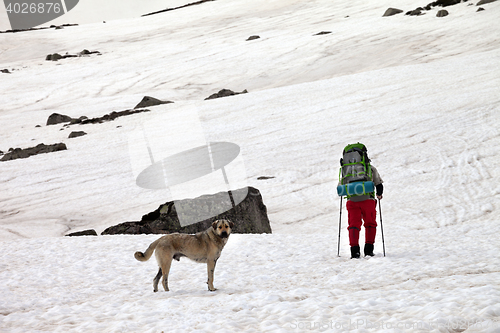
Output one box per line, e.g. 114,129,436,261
338,143,383,258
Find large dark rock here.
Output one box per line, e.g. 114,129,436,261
47,113,74,125
0,143,67,161
134,96,173,109
383,8,404,16
102,187,272,235
205,89,248,100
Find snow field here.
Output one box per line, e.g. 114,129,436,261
1,0,500,331
1,229,500,332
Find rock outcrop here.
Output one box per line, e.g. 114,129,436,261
102,187,272,235
0,143,67,161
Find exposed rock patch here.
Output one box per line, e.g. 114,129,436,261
142,0,215,17
0,143,67,162
477,0,497,4
71,109,151,125
205,89,248,100
0,24,78,34
46,50,100,61
246,35,260,41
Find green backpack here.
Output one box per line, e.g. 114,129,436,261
338,143,374,197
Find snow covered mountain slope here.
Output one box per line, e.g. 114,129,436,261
0,0,499,331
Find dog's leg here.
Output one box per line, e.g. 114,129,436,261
160,259,172,292
207,259,217,291
153,267,162,292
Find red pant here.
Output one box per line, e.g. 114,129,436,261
346,199,377,246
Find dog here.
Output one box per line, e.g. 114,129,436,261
134,219,234,292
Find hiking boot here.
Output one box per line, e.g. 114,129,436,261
350,246,360,259
364,243,374,257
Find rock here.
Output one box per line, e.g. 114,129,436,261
0,150,3,155
134,96,173,109
1,69,10,74
406,9,424,15
66,229,98,236
46,53,63,61
437,9,449,16
257,176,275,180
314,31,332,35
47,113,74,125
78,49,101,56
75,109,150,125
477,0,496,4
205,89,248,100
246,35,260,41
101,187,272,235
477,6,485,10
383,8,404,16
68,131,87,138
0,143,67,162
69,116,89,124
142,0,216,17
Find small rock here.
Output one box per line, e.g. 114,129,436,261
437,9,449,16
205,89,248,100
1,69,10,74
477,6,485,10
314,31,332,35
383,8,404,16
68,131,87,138
46,53,63,61
47,113,74,125
257,176,275,180
134,96,173,109
66,229,98,236
246,35,260,41
406,9,424,16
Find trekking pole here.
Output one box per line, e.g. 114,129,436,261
378,199,386,257
337,196,343,257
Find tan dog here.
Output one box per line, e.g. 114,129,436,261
134,219,233,292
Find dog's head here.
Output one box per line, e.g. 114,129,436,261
212,219,234,238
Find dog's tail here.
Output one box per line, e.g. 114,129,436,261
134,238,161,262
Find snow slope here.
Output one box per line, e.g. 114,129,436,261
1,0,500,331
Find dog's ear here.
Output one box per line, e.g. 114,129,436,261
228,221,234,228
212,221,218,230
